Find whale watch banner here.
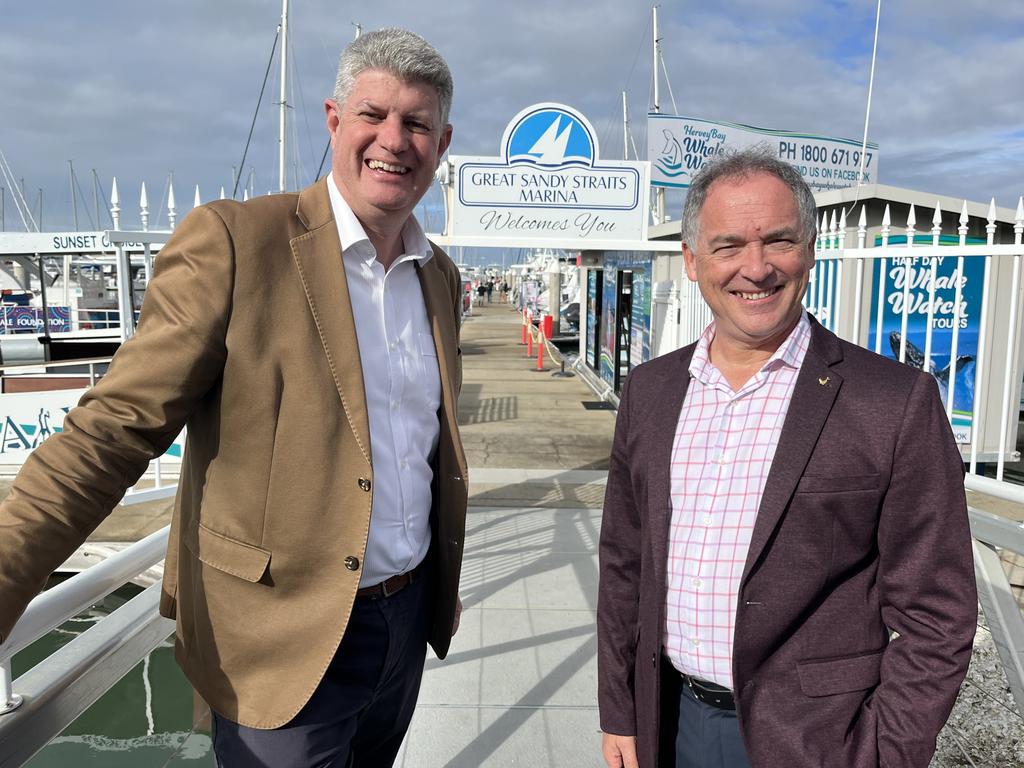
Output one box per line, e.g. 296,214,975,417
648,114,880,193
451,103,650,241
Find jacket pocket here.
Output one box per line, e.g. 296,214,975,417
187,522,271,583
797,649,884,697
795,473,879,494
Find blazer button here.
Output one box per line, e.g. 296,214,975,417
358,478,371,492
344,556,360,571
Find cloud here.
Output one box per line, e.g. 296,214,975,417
0,0,1019,232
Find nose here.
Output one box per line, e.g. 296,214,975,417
739,242,774,283
377,114,409,155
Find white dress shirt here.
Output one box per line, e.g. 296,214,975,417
327,175,441,587
664,312,811,689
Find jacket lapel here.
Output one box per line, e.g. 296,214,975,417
741,319,843,584
289,179,372,466
648,347,695,592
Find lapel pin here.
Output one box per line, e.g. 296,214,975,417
818,376,830,387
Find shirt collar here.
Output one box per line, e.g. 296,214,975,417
689,310,811,384
326,173,433,267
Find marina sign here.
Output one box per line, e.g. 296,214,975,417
648,114,880,193
450,103,650,241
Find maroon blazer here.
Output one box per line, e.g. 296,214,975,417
597,317,976,768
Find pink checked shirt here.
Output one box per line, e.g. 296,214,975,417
664,312,811,690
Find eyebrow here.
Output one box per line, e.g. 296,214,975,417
706,226,803,247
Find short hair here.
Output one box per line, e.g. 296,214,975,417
333,28,453,126
680,144,818,247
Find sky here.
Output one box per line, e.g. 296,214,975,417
1,0,1022,264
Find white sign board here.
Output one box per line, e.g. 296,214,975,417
0,388,184,464
0,231,160,255
451,103,650,241
648,114,879,193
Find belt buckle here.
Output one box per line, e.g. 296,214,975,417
381,575,397,598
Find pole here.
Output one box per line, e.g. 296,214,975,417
278,0,289,193
68,160,79,231
36,189,42,231
622,91,629,160
91,169,101,227
856,0,882,187
652,6,666,224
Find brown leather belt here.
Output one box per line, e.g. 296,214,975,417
355,561,424,600
681,672,736,710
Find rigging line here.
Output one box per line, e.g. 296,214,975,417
599,14,653,154
153,174,170,230
659,52,678,115
234,26,281,199
287,41,306,191
93,173,115,228
0,149,37,231
72,169,96,229
853,0,882,210
286,29,319,187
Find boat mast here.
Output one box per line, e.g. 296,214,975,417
278,0,289,192
652,5,665,224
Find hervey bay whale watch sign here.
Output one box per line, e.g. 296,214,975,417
450,103,650,241
648,114,880,193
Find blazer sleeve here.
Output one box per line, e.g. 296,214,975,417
0,205,235,642
597,374,642,735
872,371,977,766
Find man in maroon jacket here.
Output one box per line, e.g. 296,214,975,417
597,146,975,768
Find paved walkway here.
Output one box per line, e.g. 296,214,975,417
3,302,1021,765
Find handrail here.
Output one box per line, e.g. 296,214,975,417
0,526,169,714
0,355,114,375
966,472,1024,507
0,583,172,767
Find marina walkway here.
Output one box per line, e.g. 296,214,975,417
3,302,1022,765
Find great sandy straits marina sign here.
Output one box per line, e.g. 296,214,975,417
450,104,650,242
648,114,880,193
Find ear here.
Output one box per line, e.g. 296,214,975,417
682,242,698,282
436,123,453,165
324,99,340,147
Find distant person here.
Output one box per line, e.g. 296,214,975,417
500,280,509,302
597,146,975,768
486,279,494,303
0,28,467,767
477,281,487,304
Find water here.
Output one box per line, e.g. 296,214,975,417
13,581,212,767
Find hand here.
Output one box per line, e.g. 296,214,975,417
452,594,462,636
602,732,639,768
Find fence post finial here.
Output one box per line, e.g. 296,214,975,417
167,182,176,229
140,182,149,232
110,176,121,231
194,185,201,209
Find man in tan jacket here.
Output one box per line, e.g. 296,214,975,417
0,27,467,767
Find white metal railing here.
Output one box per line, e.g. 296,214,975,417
811,197,1024,477
0,528,169,737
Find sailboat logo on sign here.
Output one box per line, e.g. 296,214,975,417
503,105,596,168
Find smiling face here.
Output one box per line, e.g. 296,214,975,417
325,68,452,234
683,171,814,358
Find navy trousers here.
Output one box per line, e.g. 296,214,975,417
674,684,752,768
211,572,431,768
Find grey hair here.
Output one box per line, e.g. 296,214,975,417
333,28,453,126
680,144,818,247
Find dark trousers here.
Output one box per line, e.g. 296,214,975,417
674,684,752,768
212,572,431,768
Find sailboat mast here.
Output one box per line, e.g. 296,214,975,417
652,5,665,224
278,0,289,193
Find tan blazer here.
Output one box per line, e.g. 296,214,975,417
0,178,468,729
